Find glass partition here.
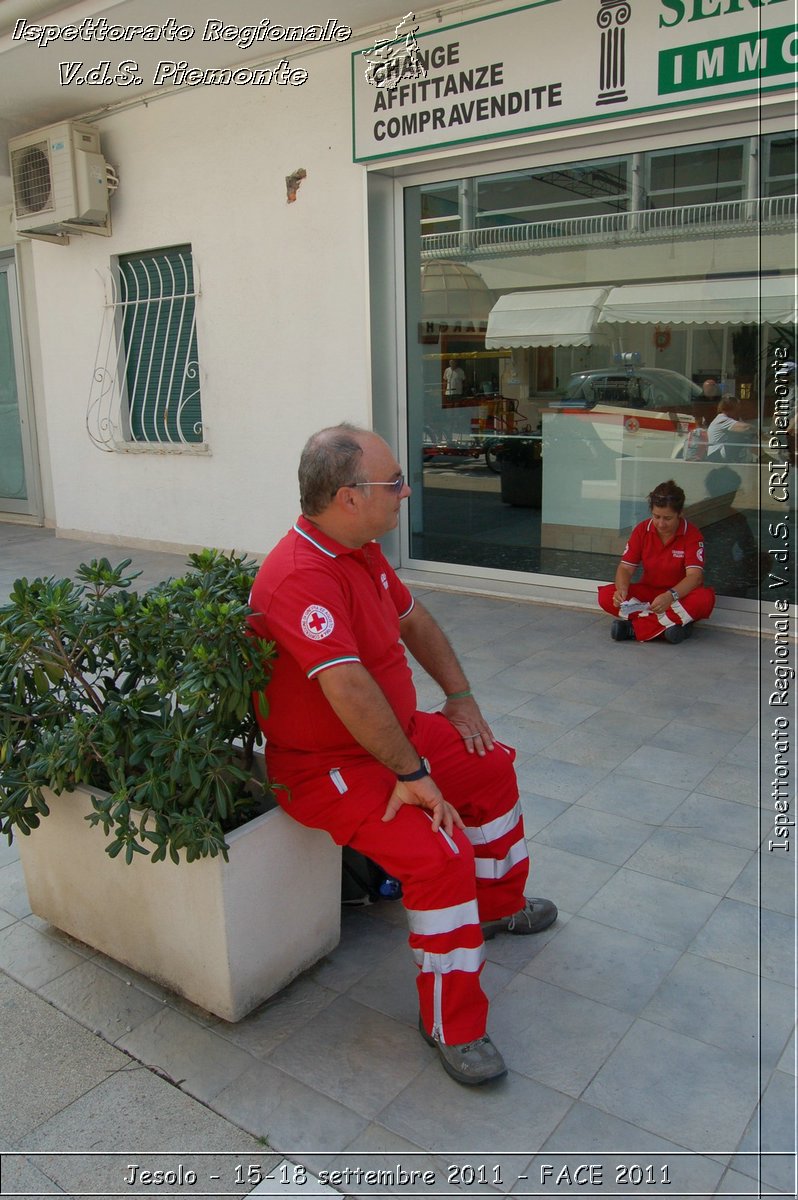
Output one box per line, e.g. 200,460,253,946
0,262,28,509
404,135,796,602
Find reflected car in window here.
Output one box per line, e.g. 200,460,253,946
553,367,705,420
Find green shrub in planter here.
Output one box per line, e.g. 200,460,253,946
0,550,276,865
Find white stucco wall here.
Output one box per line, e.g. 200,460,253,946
13,6,795,563
25,43,373,555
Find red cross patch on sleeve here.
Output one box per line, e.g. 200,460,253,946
301,604,335,640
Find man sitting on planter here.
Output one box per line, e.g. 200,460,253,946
248,424,557,1087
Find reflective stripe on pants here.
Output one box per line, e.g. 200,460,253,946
268,710,528,1044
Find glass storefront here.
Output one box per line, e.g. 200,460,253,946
403,133,796,602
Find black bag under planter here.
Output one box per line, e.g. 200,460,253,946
341,848,402,905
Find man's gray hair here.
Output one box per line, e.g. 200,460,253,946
299,424,371,516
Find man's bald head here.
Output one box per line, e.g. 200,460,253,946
299,423,376,516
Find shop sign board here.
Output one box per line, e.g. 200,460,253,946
351,0,797,162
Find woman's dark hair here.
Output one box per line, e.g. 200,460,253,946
648,479,685,514
299,423,370,516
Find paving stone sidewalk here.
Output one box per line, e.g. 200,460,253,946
0,524,794,1199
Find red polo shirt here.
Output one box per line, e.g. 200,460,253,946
248,516,417,760
621,517,706,591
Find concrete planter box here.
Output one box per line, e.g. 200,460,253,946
17,787,341,1022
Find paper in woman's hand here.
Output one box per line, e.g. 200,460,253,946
619,599,651,617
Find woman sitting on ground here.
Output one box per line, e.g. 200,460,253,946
597,480,716,644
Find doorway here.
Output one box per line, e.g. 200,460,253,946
0,254,39,517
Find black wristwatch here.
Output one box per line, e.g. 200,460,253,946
397,757,430,782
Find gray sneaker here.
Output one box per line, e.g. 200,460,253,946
418,1017,507,1085
482,896,558,940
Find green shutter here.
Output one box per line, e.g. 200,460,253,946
119,246,202,443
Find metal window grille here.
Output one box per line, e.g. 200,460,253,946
88,245,202,449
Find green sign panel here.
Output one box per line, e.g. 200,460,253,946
659,24,798,93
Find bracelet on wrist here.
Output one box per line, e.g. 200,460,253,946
396,757,430,783
445,688,472,701
670,589,679,601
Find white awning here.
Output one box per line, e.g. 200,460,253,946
485,287,610,348
599,277,797,326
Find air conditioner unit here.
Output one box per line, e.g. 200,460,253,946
9,121,118,244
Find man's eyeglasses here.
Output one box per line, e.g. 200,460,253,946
345,475,405,494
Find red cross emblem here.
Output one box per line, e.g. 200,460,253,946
301,604,335,641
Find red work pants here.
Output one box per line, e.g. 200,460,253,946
597,581,716,641
267,711,528,1046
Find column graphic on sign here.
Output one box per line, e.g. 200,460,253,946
596,0,631,106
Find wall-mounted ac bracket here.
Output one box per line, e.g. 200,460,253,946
9,121,117,245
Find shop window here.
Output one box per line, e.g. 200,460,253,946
404,136,792,605
117,246,203,444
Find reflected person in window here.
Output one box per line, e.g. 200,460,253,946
444,359,466,396
597,480,716,644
